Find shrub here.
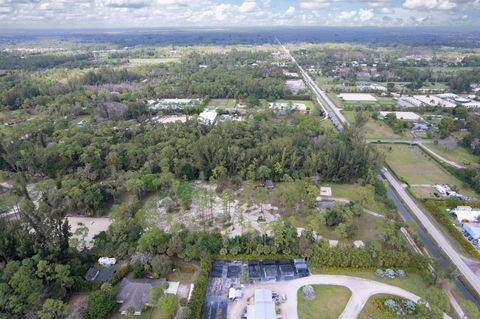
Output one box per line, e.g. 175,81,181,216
182,256,211,319
108,264,132,286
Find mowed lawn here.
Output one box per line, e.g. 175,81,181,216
207,98,237,108
343,111,407,140
426,143,479,167
378,144,476,197
297,285,351,319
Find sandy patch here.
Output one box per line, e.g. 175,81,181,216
67,217,112,248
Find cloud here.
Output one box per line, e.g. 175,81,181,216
338,10,357,20
403,0,457,10
285,6,296,16
238,0,257,13
298,0,330,9
337,8,374,22
358,8,374,21
104,0,150,9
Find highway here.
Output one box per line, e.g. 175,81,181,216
276,38,347,131
384,168,480,296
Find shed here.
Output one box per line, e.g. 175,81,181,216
97,267,116,282
85,267,99,281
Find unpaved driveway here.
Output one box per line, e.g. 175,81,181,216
228,274,420,319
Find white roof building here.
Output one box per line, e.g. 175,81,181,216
413,95,456,108
451,206,480,223
159,98,193,104
199,109,217,125
98,257,116,267
247,289,276,319
320,187,332,197
464,101,480,108
396,96,423,108
437,93,458,100
379,111,422,121
455,97,470,104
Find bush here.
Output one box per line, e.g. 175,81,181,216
72,278,101,292
309,243,428,270
108,264,132,286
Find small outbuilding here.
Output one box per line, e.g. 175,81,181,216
264,180,274,191
85,267,99,281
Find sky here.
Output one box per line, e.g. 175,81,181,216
0,0,479,29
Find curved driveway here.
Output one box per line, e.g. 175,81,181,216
227,274,420,319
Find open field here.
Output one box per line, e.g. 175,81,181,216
207,98,237,109
290,209,385,243
343,111,407,140
328,93,396,110
297,285,351,319
129,58,181,65
377,144,476,198
328,183,389,214
426,143,479,167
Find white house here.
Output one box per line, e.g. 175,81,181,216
198,109,217,125
451,206,480,224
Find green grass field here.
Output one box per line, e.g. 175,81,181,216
129,58,180,65
343,111,408,140
378,144,476,198
328,183,389,214
207,99,237,109
297,285,351,319
426,143,479,167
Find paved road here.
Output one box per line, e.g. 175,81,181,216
228,274,420,319
276,38,347,131
383,168,480,296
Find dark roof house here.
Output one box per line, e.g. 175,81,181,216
85,267,99,281
116,278,166,315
